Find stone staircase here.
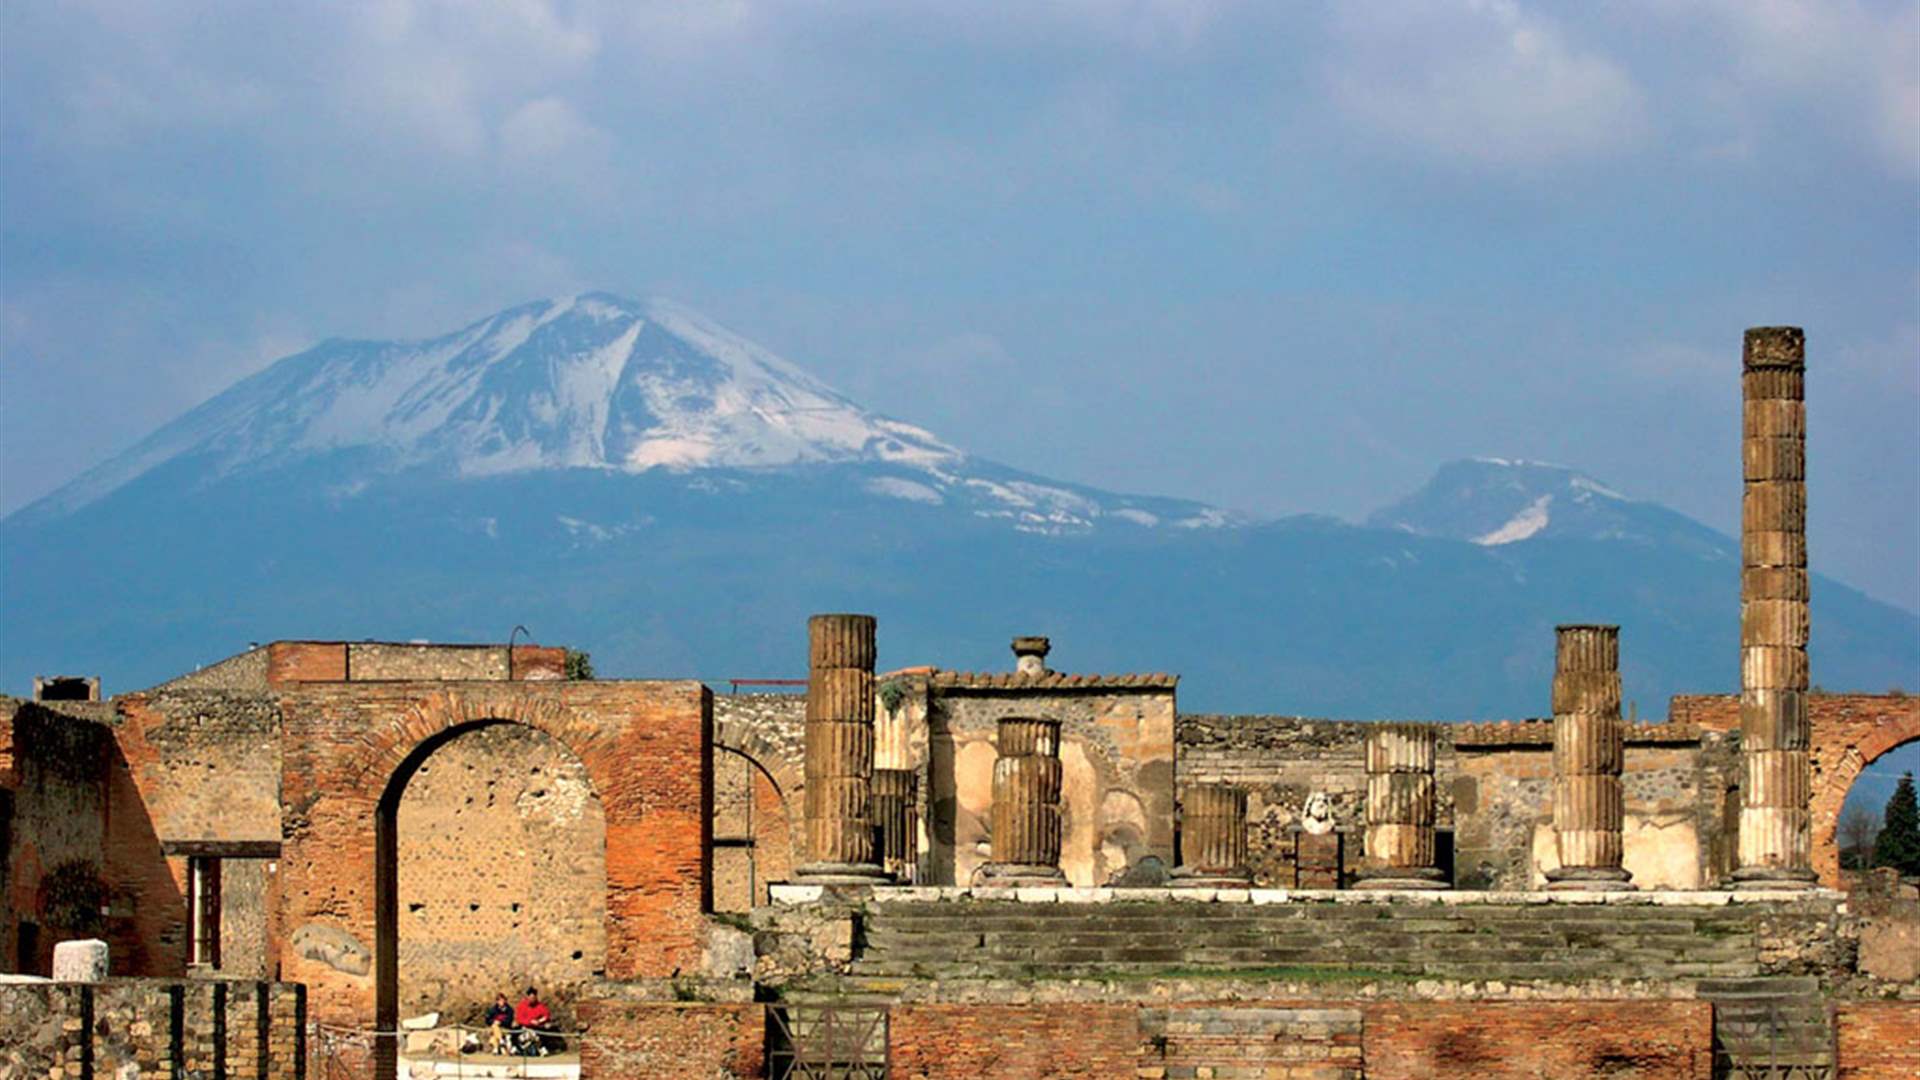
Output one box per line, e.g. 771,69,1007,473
850,900,1773,984
1702,978,1836,1080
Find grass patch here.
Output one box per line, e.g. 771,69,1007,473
1029,964,1418,984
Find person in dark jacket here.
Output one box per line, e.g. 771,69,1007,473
483,993,514,1054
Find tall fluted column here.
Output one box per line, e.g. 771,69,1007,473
1173,783,1252,887
979,717,1067,886
1547,625,1634,891
1357,723,1446,889
797,613,889,882
1733,327,1817,889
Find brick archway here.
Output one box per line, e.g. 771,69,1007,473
712,715,805,861
274,680,711,1076
1809,696,1920,888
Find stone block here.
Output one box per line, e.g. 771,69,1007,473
50,941,107,983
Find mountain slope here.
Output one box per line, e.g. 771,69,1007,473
3,295,1914,715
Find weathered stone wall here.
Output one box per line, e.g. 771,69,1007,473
1452,721,1733,891
1,700,110,976
575,999,764,1078
394,723,607,1023
0,978,306,1080
1177,715,1450,888
101,690,284,977
258,640,568,687
930,683,1175,887
274,680,711,1043
712,746,794,911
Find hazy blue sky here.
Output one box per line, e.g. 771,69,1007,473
4,2,1916,608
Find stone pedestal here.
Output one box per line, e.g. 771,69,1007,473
1174,783,1252,887
979,717,1067,886
796,614,889,883
1293,831,1344,890
1546,625,1634,891
1356,723,1446,889
1733,327,1817,890
52,939,108,982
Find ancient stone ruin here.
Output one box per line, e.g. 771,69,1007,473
3,328,1917,1078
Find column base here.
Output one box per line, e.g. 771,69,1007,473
1545,866,1636,892
1726,866,1819,891
1351,866,1448,890
793,861,893,885
976,863,1068,888
1170,867,1254,888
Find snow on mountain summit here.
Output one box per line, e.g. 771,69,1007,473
1366,458,1729,556
276,292,963,476
18,293,1230,534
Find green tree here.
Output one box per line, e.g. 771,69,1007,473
1871,771,1920,875
564,648,594,680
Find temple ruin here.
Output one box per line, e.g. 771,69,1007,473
3,328,1917,1078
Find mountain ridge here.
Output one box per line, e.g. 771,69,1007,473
3,295,1913,713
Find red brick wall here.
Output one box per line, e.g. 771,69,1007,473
275,680,711,1034
1361,1001,1713,1079
267,642,348,685
1,702,111,975
1837,1001,1920,1079
575,1001,763,1078
888,1004,1139,1078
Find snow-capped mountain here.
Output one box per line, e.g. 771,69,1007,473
23,293,1229,537
3,297,1914,715
1367,458,1732,558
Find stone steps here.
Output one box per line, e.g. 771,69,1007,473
850,900,1770,984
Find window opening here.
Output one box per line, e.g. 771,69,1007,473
187,856,221,968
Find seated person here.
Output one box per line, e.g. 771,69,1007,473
513,986,556,1054
483,993,515,1055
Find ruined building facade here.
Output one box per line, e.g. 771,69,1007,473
3,329,1919,1079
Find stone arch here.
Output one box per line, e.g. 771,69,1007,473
273,682,711,1080
1809,697,1920,888
374,710,607,1069
710,746,796,910
712,714,805,862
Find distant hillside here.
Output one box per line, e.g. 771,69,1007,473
4,295,1913,715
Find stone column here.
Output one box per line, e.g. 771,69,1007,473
797,613,889,882
1547,625,1634,891
1357,723,1446,889
980,717,1067,886
870,768,917,881
1173,783,1252,887
1734,326,1817,888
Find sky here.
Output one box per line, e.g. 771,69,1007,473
3,1,1917,609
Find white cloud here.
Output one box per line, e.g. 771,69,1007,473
1667,0,1920,175
1326,1,1647,168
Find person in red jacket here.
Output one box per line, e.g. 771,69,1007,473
513,987,555,1054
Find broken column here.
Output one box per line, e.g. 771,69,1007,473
1547,624,1634,891
1174,783,1253,887
1357,723,1446,889
980,717,1067,886
1012,636,1051,676
796,613,889,883
1734,326,1817,889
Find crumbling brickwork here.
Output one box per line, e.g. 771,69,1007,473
574,1000,764,1078
1361,1001,1712,1079
0,978,306,1080
1,699,110,975
888,1003,1139,1078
